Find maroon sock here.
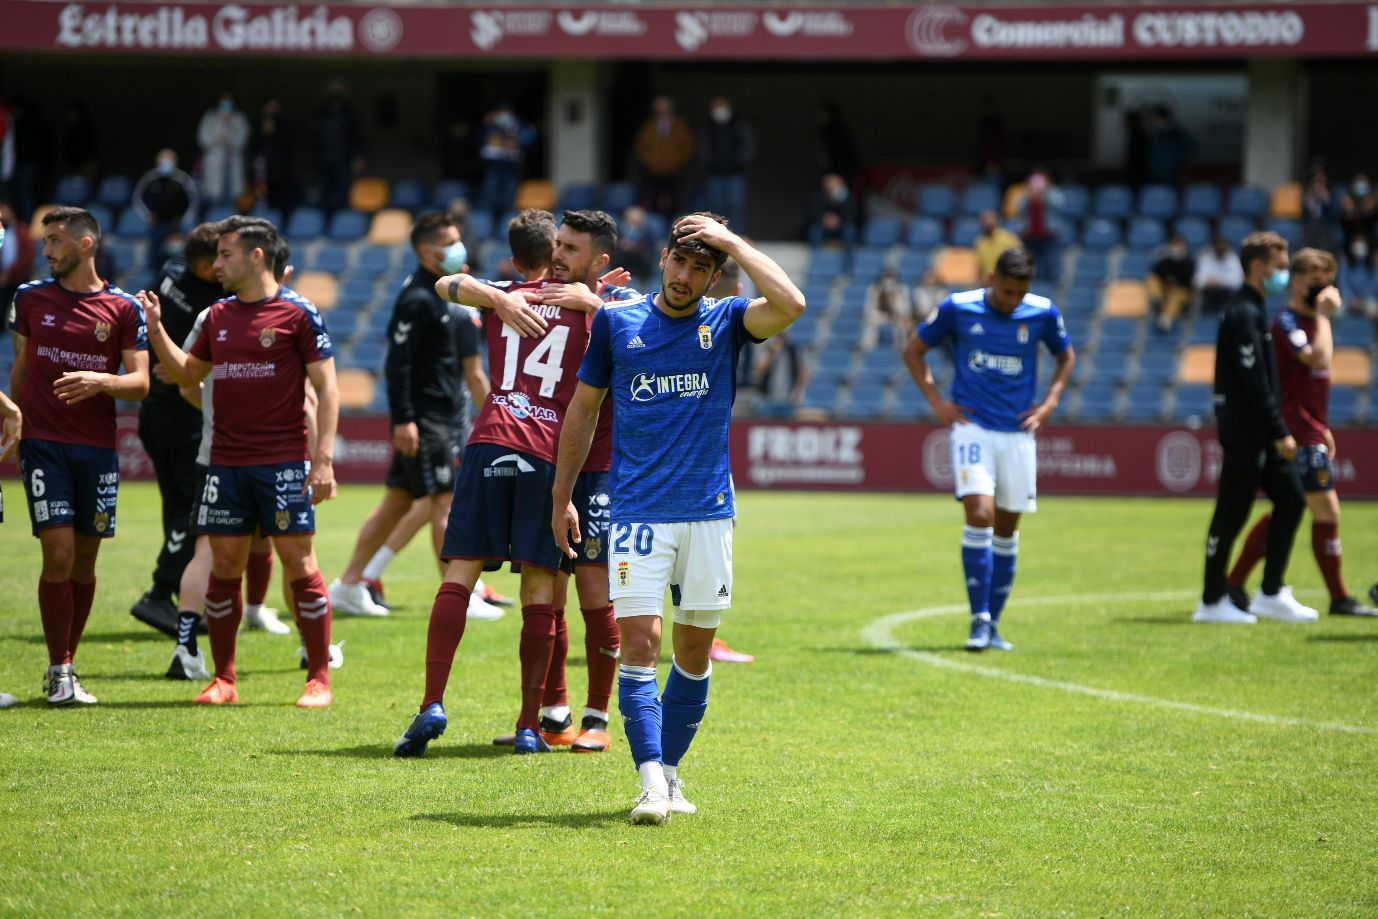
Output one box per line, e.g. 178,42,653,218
245,551,273,607
291,572,331,685
204,574,243,683
541,607,569,709
517,604,556,732
422,583,469,709
1312,521,1347,603
1227,514,1271,588
38,579,74,667
582,605,619,713
68,578,96,660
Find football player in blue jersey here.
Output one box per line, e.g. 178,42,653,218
551,213,804,825
902,247,1075,652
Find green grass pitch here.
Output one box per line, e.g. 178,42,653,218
1,482,1376,915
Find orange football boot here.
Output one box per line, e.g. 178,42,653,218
296,679,333,708
193,678,239,705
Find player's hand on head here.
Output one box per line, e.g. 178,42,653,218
674,214,735,249
552,500,581,559
496,289,547,338
54,371,109,405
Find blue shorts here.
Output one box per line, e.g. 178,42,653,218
562,469,612,573
18,439,120,538
1297,444,1335,493
442,442,560,573
196,461,315,536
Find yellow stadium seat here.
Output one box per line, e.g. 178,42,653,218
368,209,412,247
933,247,979,288
515,179,557,212
1270,182,1302,220
1002,183,1026,220
349,177,390,214
1102,280,1149,318
337,369,376,410
1178,344,1215,385
1331,347,1372,387
292,271,339,311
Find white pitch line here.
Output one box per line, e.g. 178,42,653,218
861,591,1378,736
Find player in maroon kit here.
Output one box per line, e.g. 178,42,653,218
136,216,342,707
393,209,616,757
9,206,150,705
1227,248,1377,617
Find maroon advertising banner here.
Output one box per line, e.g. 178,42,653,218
2,417,1376,496
0,2,1375,60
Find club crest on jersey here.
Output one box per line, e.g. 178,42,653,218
585,537,601,560
617,561,630,587
94,321,112,342
276,509,290,531
1018,324,1029,344
698,325,713,350
259,327,277,348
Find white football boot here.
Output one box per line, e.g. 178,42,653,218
1250,586,1319,622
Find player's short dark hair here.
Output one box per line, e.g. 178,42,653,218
560,209,618,256
1239,231,1287,273
668,211,730,271
273,235,291,283
707,257,741,299
183,222,220,267
410,211,458,251
993,247,1035,281
216,215,278,274
508,209,556,269
41,206,101,246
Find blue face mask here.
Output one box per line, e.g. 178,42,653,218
1264,267,1290,295
157,159,175,176
436,241,467,274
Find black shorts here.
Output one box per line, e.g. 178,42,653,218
385,420,459,499
1296,444,1336,493
561,468,612,574
442,442,560,573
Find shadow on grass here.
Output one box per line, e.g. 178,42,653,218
1,630,169,645
84,667,301,682
1306,633,1378,643
2,698,282,709
271,742,510,761
413,809,625,829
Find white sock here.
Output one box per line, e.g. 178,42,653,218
583,706,609,724
362,547,395,582
540,704,571,724
662,764,678,782
475,577,487,594
245,603,263,618
639,761,668,795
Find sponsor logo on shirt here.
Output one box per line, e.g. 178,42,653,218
629,371,711,402
213,361,277,380
967,349,1024,376
36,346,106,370
496,391,558,423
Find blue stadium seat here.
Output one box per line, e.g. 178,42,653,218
960,183,1000,217
808,248,847,280
896,248,931,284
861,217,902,248
340,278,380,311
286,207,326,240
1062,285,1101,316
848,383,888,418
790,324,820,348
327,209,369,241
812,347,855,379
1175,216,1212,249
84,203,114,233
949,216,982,247
96,175,133,209
889,398,930,421
250,204,285,227
310,244,350,275
55,175,91,206
349,340,386,372
1080,218,1121,250
103,240,135,275
1181,183,1222,218
1227,184,1270,218
204,203,236,224
850,247,888,282
1173,384,1214,420
1049,215,1078,247
465,210,494,242
115,207,146,238
800,377,840,414
432,181,470,209
1188,317,1219,345
326,311,359,341
1117,250,1153,279
1265,218,1300,250
1077,387,1117,422
1328,388,1362,425
559,183,598,212
1056,184,1089,220
905,217,944,249
1092,184,1134,220
354,246,395,279
917,184,958,218
1137,184,1178,219
1099,318,1140,348
1334,315,1375,348
390,180,427,212
1127,218,1167,250
601,181,637,214
1124,385,1166,421
800,283,832,312
1218,215,1257,246
362,309,392,336
1071,251,1109,282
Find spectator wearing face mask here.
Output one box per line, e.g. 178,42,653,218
132,149,199,272
633,96,694,219
805,173,859,248
1338,173,1378,312
1148,232,1196,332
197,91,251,207
475,103,536,221
1013,168,1064,280
698,96,754,233
1193,233,1245,315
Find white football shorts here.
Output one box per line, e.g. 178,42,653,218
950,424,1038,514
607,518,733,628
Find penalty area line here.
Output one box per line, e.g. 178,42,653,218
861,591,1378,736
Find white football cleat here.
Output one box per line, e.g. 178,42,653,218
45,664,75,706
0,692,15,709
297,642,345,670
327,579,389,617
70,672,98,705
667,777,697,815
467,593,504,622
167,644,211,681
1192,598,1256,624
243,604,293,635
1250,586,1319,623
630,788,672,826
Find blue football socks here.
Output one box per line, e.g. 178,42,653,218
660,658,710,768
961,525,994,618
990,532,1019,623
618,664,662,768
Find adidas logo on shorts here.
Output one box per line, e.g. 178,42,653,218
717,584,729,599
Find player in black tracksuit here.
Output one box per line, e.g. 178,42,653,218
1199,232,1305,616
130,223,223,635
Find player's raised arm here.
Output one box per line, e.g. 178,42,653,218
305,357,339,505
677,216,805,339
435,272,548,338
552,381,607,558
136,289,211,387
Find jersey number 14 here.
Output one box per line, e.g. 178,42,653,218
499,324,569,398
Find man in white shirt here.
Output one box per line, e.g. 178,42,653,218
1193,234,1244,313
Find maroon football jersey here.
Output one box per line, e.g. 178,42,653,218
189,288,333,465
1274,308,1329,446
468,280,592,465
10,279,147,449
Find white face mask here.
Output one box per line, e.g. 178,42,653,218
434,241,467,274
711,106,731,124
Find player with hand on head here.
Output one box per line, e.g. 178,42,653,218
138,215,340,708
553,212,805,824
903,247,1075,652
